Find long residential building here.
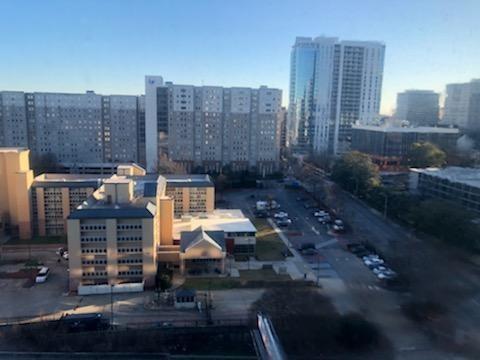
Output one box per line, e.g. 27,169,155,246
289,36,385,154
145,76,283,174
443,79,480,130
410,167,480,213
0,91,145,166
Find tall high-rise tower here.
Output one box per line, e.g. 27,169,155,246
289,36,385,154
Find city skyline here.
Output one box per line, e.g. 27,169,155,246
1,0,479,114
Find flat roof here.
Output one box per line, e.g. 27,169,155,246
411,167,480,188
352,125,459,134
32,173,109,188
173,209,256,239
164,174,214,188
0,147,29,153
68,205,155,219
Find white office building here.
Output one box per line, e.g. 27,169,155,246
443,79,480,130
145,76,282,175
395,90,439,126
289,36,385,154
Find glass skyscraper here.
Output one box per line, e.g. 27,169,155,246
288,36,385,155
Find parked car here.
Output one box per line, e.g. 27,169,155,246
60,313,109,332
274,211,288,218
313,210,328,217
255,211,267,218
362,254,380,261
377,269,397,280
62,251,69,260
318,214,331,224
35,267,50,283
372,265,388,275
56,247,66,256
333,219,345,232
298,242,315,251
277,218,292,227
364,258,385,269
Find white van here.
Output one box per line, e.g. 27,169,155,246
35,267,50,283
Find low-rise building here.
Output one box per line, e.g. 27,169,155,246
409,167,480,213
351,125,460,170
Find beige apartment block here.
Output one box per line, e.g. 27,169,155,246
32,174,102,236
67,176,158,291
164,175,215,216
0,148,33,239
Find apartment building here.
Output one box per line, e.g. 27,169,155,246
0,91,145,165
410,167,480,213
67,177,160,291
289,36,385,154
145,77,282,175
67,173,256,292
395,90,440,126
351,125,460,170
443,79,480,130
163,175,215,216
0,148,33,239
31,174,106,236
0,146,255,292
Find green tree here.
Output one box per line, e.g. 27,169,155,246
407,142,446,168
331,151,380,196
410,199,480,251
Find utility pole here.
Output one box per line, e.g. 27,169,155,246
110,284,114,328
383,193,388,219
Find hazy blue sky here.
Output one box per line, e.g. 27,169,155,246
1,0,479,113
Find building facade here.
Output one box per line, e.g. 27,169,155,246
443,79,480,130
288,36,385,154
395,90,439,126
0,148,33,239
145,77,282,174
67,177,160,291
0,91,145,166
351,125,460,170
410,167,480,213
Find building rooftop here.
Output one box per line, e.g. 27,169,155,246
411,167,480,188
0,147,29,153
68,179,156,220
173,209,256,239
164,174,214,188
180,229,225,252
32,173,109,188
352,125,459,134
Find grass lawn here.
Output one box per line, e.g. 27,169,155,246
253,219,289,261
182,269,293,290
5,235,67,245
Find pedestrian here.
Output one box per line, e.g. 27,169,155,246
304,273,307,280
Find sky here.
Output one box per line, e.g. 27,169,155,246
0,0,479,114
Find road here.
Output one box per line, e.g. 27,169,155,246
223,185,459,359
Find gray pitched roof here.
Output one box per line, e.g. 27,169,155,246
180,229,225,252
